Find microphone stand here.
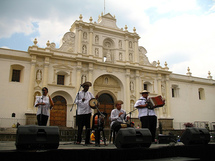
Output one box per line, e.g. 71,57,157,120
40,95,44,124
127,108,138,125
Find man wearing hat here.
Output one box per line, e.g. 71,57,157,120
75,81,94,144
110,100,130,133
134,90,157,142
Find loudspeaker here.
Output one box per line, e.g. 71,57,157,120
16,125,59,150
181,127,210,145
114,128,152,148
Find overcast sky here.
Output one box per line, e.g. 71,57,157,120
0,0,215,78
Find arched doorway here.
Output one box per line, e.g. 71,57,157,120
50,96,67,127
97,93,114,127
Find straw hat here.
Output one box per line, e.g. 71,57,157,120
115,100,124,105
140,90,150,94
81,81,92,87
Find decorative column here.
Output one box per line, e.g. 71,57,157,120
157,73,162,117
88,63,93,93
27,55,36,112
134,37,139,64
89,22,93,56
69,71,73,86
78,27,82,53
125,69,130,112
42,57,49,87
135,70,140,116
125,35,129,63
76,62,82,92
26,55,37,125
165,75,171,117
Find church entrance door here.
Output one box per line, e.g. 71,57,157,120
50,96,67,127
97,93,114,128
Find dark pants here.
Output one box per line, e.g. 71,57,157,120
76,113,91,144
37,114,49,126
111,121,131,133
140,115,157,142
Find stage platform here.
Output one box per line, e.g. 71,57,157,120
0,141,215,161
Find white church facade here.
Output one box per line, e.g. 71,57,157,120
0,13,215,130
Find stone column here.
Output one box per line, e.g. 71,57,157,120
134,38,139,64
76,62,82,92
42,57,49,87
135,70,140,116
165,75,171,117
78,26,82,53
88,63,93,93
125,36,129,63
27,55,36,113
157,73,162,117
26,55,37,125
89,27,93,56
125,69,130,112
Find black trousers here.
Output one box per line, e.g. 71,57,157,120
111,121,131,133
140,115,157,142
76,113,91,144
37,114,49,126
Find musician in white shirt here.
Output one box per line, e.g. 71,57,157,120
134,90,157,142
110,100,130,133
75,82,94,145
34,87,54,126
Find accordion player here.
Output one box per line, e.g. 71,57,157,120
147,95,165,109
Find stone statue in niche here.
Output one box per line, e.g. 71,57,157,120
130,81,134,91
36,70,42,81
104,77,108,84
81,75,87,83
106,50,112,62
95,35,99,44
129,41,132,48
83,32,87,39
119,52,122,60
118,40,122,48
36,69,42,86
129,53,133,61
95,48,99,57
82,45,87,54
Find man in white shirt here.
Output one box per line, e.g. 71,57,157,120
134,90,157,142
75,82,94,144
110,100,130,133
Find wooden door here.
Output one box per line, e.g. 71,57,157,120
50,96,67,127
97,93,114,128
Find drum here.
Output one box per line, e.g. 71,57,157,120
89,98,99,109
147,95,165,109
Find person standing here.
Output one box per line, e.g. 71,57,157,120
134,90,157,142
75,82,94,144
34,87,54,126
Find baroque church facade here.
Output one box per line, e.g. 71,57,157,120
0,13,215,130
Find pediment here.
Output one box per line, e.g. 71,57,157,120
98,13,119,29
103,13,116,19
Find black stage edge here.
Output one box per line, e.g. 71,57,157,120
0,144,215,161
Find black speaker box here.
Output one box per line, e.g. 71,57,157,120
114,128,152,148
181,127,210,145
16,125,59,150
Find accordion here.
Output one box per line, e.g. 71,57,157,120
147,95,165,109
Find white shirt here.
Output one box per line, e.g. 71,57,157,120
134,96,156,118
75,90,94,115
110,108,128,127
34,96,52,116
